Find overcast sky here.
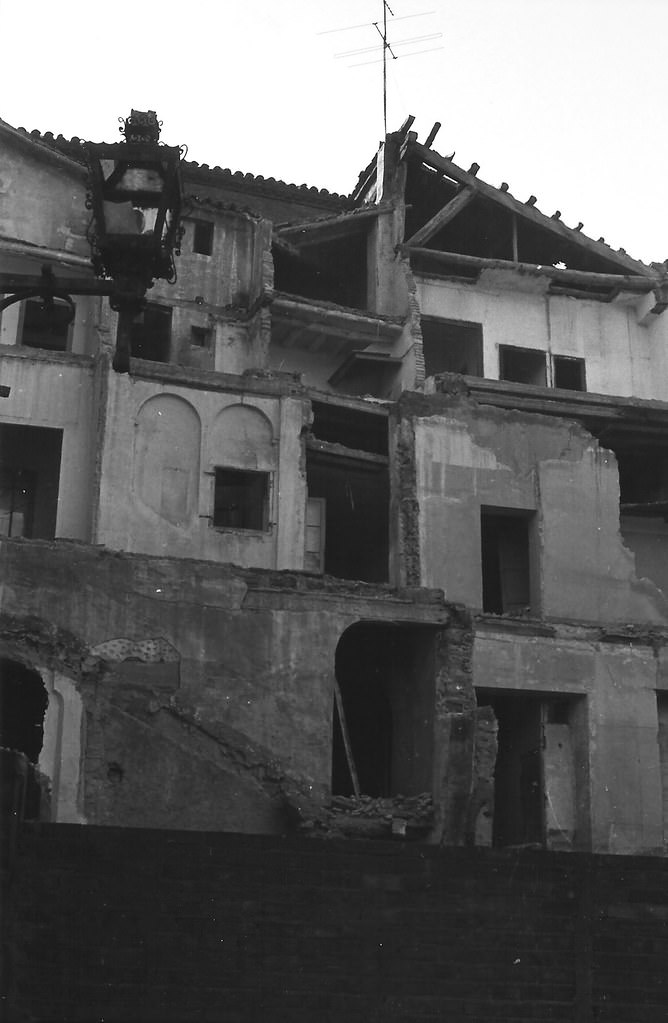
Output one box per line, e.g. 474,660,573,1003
1,0,666,264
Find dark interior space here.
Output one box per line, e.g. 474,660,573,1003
421,317,483,377
273,233,367,311
192,219,214,256
481,508,533,614
332,623,436,798
404,159,642,276
477,690,582,850
616,445,668,512
499,345,547,386
0,424,63,539
311,401,388,455
329,352,402,400
553,355,586,391
476,689,544,847
21,297,73,352
129,303,172,362
0,659,48,763
307,453,389,583
213,468,269,530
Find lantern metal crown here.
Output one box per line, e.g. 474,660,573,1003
0,110,185,373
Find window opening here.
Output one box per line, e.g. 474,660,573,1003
129,303,172,362
499,345,546,386
307,455,388,582
553,355,586,391
421,318,483,377
190,325,212,347
21,297,72,352
193,220,214,256
481,508,533,615
0,425,62,539
213,468,269,531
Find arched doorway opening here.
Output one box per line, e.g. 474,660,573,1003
1,659,49,822
332,623,437,799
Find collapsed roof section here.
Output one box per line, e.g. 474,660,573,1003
350,117,661,302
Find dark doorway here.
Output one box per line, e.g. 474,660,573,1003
0,659,48,763
332,623,436,798
477,690,580,849
0,425,63,539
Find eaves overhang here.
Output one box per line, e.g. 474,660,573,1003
271,292,404,356
439,373,668,441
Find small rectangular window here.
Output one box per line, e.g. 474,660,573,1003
213,468,269,531
21,298,72,352
481,508,534,614
190,325,212,347
193,220,214,256
499,345,546,386
553,355,586,392
421,318,483,377
129,304,172,362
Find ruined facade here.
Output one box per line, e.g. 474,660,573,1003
2,115,668,855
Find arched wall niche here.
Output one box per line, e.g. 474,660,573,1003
208,403,276,470
133,394,202,526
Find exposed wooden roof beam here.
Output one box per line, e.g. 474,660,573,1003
404,186,476,247
406,141,650,276
403,246,656,292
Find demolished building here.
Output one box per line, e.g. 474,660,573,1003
2,113,668,856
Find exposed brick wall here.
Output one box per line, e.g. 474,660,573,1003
3,824,668,1022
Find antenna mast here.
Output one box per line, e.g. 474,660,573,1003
374,2,396,137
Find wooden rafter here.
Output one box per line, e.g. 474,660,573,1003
407,141,649,276
404,186,476,247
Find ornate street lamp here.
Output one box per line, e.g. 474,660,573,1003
0,110,184,373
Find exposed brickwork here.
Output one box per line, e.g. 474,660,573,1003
4,824,668,1022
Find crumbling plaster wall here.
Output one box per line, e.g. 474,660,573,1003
400,390,668,624
0,352,97,540
474,625,665,855
0,539,465,836
0,128,89,255
95,373,309,569
417,276,668,401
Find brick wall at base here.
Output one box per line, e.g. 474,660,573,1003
2,824,668,1022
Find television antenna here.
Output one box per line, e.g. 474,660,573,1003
320,4,443,136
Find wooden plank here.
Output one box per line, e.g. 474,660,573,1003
404,186,476,247
407,141,650,275
404,246,654,292
333,678,360,798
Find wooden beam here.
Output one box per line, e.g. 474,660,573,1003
403,246,655,292
407,141,649,276
333,679,360,798
404,186,476,247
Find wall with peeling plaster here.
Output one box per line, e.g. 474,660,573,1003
407,393,668,624
94,374,308,568
0,352,97,540
417,276,668,402
0,539,461,836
